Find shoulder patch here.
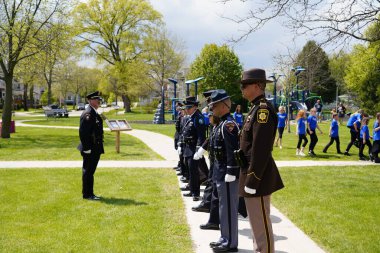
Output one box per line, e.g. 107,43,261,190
198,118,204,125
225,121,236,132
85,114,91,121
257,109,269,123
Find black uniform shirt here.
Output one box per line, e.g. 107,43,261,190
212,113,240,182
182,109,206,157
79,106,104,154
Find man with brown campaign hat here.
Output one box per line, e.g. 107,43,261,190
79,91,104,200
208,89,240,252
181,96,206,201
238,68,284,252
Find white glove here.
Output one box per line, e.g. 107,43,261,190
193,147,206,160
177,147,182,155
225,174,236,182
83,150,91,154
244,186,256,194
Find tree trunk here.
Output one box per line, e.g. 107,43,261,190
122,94,132,112
23,83,29,111
29,85,35,109
1,74,13,138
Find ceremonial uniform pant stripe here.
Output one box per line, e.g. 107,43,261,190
245,195,274,253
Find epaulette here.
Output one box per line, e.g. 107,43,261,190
259,98,267,108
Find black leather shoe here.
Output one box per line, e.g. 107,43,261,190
180,177,188,183
183,192,192,197
192,205,210,212
83,195,100,200
344,151,350,156
180,185,190,191
209,241,222,248
176,171,182,176
193,196,201,201
212,245,238,252
200,223,219,230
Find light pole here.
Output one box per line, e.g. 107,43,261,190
168,78,178,120
291,66,306,102
268,73,284,109
185,77,204,99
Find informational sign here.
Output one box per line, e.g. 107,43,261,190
105,119,132,132
101,114,132,153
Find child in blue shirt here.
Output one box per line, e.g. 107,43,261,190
372,113,380,163
307,108,323,156
296,110,308,156
233,104,244,129
359,117,372,160
275,106,287,149
344,109,364,155
323,113,342,154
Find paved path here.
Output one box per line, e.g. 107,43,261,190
8,121,377,252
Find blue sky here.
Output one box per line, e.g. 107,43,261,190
150,0,307,72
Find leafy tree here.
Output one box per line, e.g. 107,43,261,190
329,52,350,96
344,21,380,114
222,0,380,45
144,27,186,96
74,0,161,112
295,41,336,103
0,0,69,138
188,44,243,106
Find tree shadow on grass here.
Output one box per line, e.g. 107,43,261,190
100,197,148,206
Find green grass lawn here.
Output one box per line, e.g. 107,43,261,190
0,126,163,161
272,165,380,253
0,168,192,253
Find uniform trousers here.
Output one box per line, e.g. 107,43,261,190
198,157,209,181
216,180,239,248
208,182,220,225
245,195,274,253
307,129,318,151
179,154,188,178
82,152,101,197
297,134,308,149
185,156,200,196
323,136,341,153
346,129,359,152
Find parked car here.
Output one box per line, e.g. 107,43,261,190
100,103,108,108
76,103,85,110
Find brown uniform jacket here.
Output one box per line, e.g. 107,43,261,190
239,95,284,197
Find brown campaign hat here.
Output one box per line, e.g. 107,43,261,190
241,68,273,84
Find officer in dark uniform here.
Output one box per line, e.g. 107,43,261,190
174,101,186,175
182,96,206,201
193,90,216,212
79,91,104,200
193,90,221,230
208,89,240,253
238,68,284,253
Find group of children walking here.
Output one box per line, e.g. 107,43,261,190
274,106,380,162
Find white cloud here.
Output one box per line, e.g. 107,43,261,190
150,0,307,72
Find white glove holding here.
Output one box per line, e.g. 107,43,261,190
244,186,256,194
177,147,182,155
193,147,206,160
225,174,236,182
83,150,91,154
